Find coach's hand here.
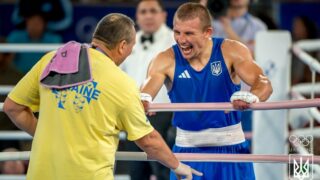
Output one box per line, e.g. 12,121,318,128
173,162,203,180
230,91,260,110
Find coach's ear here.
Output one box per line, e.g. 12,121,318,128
118,39,127,56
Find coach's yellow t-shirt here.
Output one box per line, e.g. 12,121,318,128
8,48,154,180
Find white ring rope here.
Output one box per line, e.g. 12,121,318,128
0,131,127,141
0,151,319,164
0,130,316,140
291,128,320,137
292,44,320,73
295,39,320,52
310,108,320,123
0,41,318,71
291,91,320,123
0,175,130,180
0,131,32,140
291,83,320,95
0,43,61,53
0,85,14,95
0,130,254,141
0,175,25,180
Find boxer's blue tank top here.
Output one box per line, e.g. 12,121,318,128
168,38,241,131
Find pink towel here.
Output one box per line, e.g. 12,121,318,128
40,41,81,80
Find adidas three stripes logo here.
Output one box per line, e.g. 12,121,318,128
178,70,191,79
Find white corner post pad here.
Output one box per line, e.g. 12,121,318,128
230,91,260,104
140,93,153,103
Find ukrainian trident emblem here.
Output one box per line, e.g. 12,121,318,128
294,157,310,179
289,155,313,180
211,61,222,76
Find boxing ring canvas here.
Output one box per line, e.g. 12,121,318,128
253,31,292,180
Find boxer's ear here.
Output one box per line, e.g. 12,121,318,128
204,26,213,38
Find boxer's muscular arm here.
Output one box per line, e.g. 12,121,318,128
223,40,273,102
141,48,174,99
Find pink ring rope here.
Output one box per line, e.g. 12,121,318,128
1,151,318,164
115,152,320,164
172,153,319,164
148,99,320,112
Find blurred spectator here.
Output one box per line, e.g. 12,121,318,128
0,38,23,83
73,0,136,4
291,16,319,85
194,0,207,6
0,37,23,150
121,0,175,179
256,12,278,30
12,0,72,32
0,148,26,174
211,0,267,52
7,11,62,74
292,16,318,42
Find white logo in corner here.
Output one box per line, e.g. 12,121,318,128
178,70,191,79
289,155,313,180
289,135,313,154
211,61,222,76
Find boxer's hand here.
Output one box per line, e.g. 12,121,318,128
172,162,203,180
140,93,156,116
230,91,259,110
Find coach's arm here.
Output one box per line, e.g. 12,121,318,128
3,97,37,136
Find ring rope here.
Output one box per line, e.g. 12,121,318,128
0,151,319,164
0,131,254,141
148,99,320,112
291,83,320,95
0,175,25,180
0,43,61,53
291,91,320,122
0,85,14,95
291,128,320,137
2,84,320,96
1,99,319,112
0,131,32,140
1,129,319,141
0,131,125,141
295,39,320,52
292,44,320,73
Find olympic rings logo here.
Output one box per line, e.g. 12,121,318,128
289,135,313,147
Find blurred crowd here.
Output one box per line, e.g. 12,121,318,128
0,0,319,178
